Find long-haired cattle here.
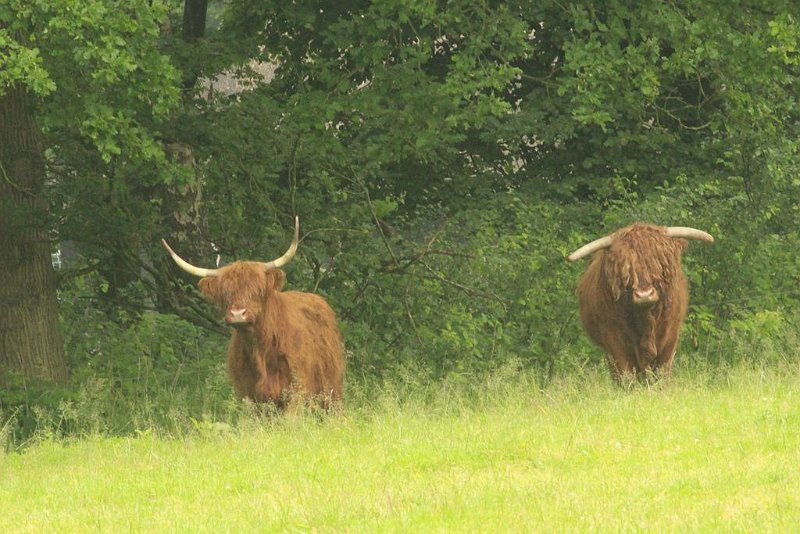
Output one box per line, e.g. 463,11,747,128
163,217,344,409
567,223,713,381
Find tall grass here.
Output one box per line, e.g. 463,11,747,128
3,357,800,532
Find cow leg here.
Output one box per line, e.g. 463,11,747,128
256,353,291,406
658,352,676,377
653,324,681,378
635,346,658,380
227,341,260,400
249,348,273,402
655,348,678,378
605,350,638,384
634,313,659,377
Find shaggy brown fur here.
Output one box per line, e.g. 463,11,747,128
198,262,344,409
576,223,690,381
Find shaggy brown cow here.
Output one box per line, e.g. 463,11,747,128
162,217,344,409
567,223,713,381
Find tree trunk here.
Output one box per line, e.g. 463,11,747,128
0,84,68,383
182,0,209,43
181,0,209,91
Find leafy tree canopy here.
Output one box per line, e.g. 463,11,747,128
2,0,799,386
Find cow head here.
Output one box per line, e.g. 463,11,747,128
568,223,713,306
197,264,287,327
162,217,299,328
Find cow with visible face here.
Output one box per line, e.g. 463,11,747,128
163,217,344,409
567,223,713,381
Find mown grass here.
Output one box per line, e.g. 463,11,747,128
2,360,800,532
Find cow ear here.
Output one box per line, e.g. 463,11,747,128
198,277,221,301
265,269,286,291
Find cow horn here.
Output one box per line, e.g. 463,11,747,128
260,216,300,271
567,235,614,262
161,239,220,278
665,226,714,243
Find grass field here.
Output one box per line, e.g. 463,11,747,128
3,361,800,532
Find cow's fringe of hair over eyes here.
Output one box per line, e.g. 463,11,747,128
602,224,688,301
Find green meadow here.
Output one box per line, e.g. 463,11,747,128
3,361,799,533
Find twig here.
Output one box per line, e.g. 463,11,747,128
0,160,36,197
419,259,510,308
362,183,399,264
287,133,302,216
403,275,424,345
55,262,101,287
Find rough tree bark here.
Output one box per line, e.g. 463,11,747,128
0,83,68,382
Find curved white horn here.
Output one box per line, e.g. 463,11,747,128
261,216,300,270
567,235,613,262
162,239,219,278
665,226,714,243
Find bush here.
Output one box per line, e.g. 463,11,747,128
1,282,231,447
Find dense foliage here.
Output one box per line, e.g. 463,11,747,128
2,1,799,440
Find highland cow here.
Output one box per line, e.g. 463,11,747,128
567,223,713,381
163,217,344,409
